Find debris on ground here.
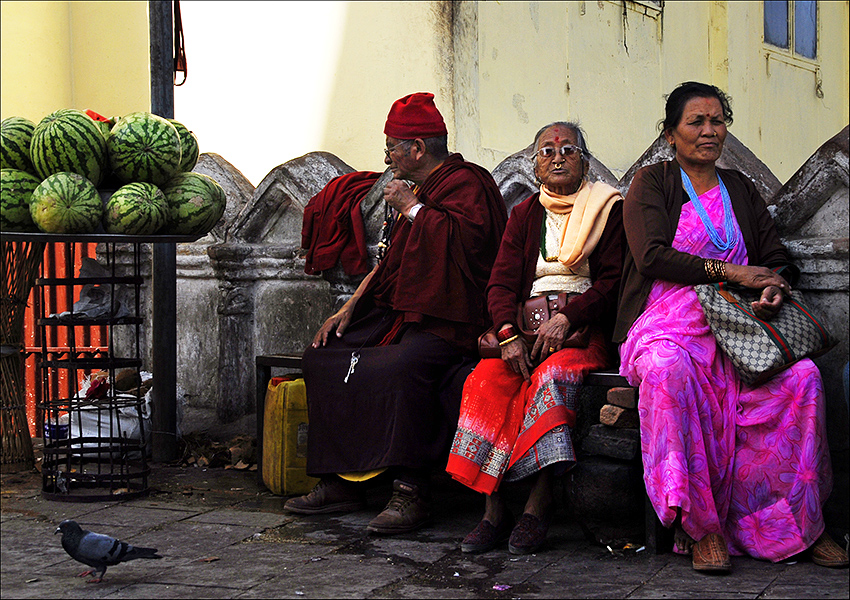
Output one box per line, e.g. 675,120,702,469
178,431,257,471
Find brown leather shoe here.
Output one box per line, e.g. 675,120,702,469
283,477,366,515
810,532,849,568
692,533,732,572
366,479,430,535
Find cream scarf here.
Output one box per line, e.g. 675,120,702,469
538,180,622,268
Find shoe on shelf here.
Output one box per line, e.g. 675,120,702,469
461,513,516,554
691,533,731,572
366,479,430,535
508,513,550,555
810,532,849,568
283,477,366,515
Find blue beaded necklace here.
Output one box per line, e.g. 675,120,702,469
679,168,738,251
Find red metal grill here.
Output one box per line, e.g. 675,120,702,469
23,243,108,438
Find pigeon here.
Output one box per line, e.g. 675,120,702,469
55,520,162,583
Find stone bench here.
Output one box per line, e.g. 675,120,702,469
254,353,671,553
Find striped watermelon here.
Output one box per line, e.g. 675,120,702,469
160,172,226,235
30,172,103,234
103,182,169,235
1,117,37,174
30,109,108,186
168,119,199,172
108,112,181,186
1,168,42,231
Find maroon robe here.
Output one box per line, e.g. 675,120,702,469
303,154,507,476
301,170,382,276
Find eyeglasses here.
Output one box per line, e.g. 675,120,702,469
535,144,584,160
384,140,413,159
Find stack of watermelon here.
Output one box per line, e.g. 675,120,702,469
1,109,224,236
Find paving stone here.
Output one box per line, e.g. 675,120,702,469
234,551,413,598
102,582,238,598
1,572,118,600
76,504,202,529
1,493,115,524
185,508,290,529
376,581,481,598
3,464,848,600
153,540,320,588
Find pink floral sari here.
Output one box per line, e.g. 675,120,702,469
619,186,831,562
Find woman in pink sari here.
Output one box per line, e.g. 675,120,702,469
615,82,847,572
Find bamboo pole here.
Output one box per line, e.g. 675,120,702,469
1,240,45,470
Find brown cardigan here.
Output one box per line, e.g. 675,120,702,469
613,159,798,343
487,192,625,345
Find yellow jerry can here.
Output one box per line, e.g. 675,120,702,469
262,376,319,496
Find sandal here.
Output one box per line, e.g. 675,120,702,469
810,532,849,568
691,533,731,572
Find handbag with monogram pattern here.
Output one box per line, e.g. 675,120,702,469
694,282,836,387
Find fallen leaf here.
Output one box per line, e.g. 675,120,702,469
198,556,220,563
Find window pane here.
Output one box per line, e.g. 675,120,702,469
764,0,789,49
794,0,817,58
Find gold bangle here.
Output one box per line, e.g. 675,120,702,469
498,334,519,346
704,258,726,282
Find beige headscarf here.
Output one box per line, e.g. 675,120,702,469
538,180,622,268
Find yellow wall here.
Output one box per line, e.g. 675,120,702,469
320,1,455,175
454,0,850,183
1,1,149,125
3,1,847,185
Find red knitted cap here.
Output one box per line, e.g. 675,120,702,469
384,92,447,139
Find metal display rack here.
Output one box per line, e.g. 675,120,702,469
4,232,198,501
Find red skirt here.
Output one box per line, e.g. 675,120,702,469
446,329,608,494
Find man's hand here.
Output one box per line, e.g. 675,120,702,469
311,305,354,348
384,180,419,217
531,313,571,362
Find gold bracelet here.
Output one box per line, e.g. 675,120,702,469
498,334,519,346
704,258,726,282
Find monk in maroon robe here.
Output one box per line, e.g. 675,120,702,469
286,92,507,535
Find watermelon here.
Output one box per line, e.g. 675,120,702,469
160,172,226,235
1,117,37,174
168,119,200,172
103,182,169,235
30,109,108,186
30,172,103,234
1,168,42,231
108,112,181,186
84,109,115,140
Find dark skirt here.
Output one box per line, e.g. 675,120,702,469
302,307,476,476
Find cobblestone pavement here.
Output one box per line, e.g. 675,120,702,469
2,466,848,599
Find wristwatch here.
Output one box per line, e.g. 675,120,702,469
407,203,424,222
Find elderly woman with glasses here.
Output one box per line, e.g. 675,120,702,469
446,122,626,555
